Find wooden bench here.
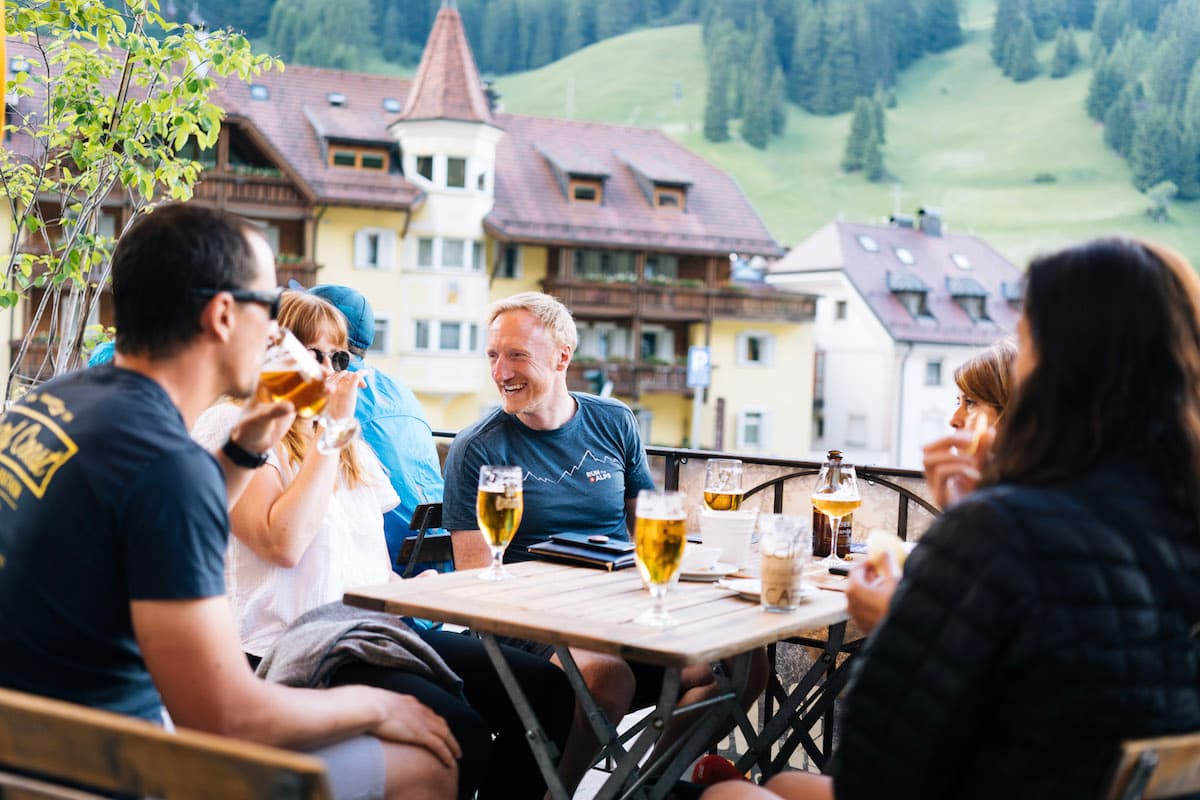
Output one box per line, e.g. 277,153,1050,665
1104,730,1200,800
0,687,331,800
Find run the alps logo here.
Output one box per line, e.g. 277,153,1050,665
586,468,612,483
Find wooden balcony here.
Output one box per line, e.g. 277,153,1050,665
567,360,691,398
276,260,320,288
6,339,78,384
194,171,308,212
543,278,815,323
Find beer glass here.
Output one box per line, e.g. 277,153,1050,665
259,329,360,454
811,461,862,568
475,465,524,581
703,458,744,511
633,489,687,628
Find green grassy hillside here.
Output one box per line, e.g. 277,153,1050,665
496,13,1200,267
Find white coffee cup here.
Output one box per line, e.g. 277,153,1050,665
680,543,722,572
699,509,757,568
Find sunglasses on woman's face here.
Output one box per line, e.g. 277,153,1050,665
308,347,351,372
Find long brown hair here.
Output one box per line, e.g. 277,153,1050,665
986,238,1200,518
954,338,1017,426
277,291,366,488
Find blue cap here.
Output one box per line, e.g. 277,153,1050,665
298,282,376,352
87,340,115,367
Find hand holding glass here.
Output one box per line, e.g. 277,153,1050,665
811,462,862,567
633,490,688,628
259,329,359,454
476,465,523,581
704,458,744,511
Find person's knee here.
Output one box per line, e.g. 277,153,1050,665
575,654,635,719
381,742,457,800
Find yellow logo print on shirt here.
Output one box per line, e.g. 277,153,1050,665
0,397,78,508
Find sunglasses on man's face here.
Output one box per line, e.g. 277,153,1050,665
194,286,284,320
308,347,351,372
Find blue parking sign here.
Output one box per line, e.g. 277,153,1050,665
686,346,711,388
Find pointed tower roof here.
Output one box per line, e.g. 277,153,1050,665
399,0,493,125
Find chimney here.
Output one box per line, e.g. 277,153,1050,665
483,78,502,114
918,207,943,237
889,213,915,229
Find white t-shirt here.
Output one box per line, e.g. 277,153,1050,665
192,403,399,656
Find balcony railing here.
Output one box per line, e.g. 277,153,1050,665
194,172,307,210
6,339,78,385
543,277,816,323
566,361,691,397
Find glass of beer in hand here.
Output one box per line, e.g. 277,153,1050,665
476,465,524,581
633,489,688,628
704,458,744,511
259,329,359,454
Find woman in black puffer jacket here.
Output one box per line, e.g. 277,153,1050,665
707,237,1200,800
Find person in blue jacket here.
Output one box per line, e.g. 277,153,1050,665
299,282,447,574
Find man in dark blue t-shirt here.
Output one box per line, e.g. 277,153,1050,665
0,204,458,800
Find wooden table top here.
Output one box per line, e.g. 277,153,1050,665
344,561,850,668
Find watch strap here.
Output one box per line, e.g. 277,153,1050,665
222,437,269,469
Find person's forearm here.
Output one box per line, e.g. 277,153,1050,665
215,451,260,509
256,450,339,566
450,529,492,569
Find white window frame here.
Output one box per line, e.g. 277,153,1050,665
367,316,390,356
835,300,848,320
354,227,396,270
412,320,480,355
472,240,486,273
736,408,771,450
446,156,467,189
736,331,775,367
441,238,466,270
925,358,943,386
416,237,435,270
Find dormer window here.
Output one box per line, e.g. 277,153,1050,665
1001,281,1023,307
947,276,990,322
653,186,685,209
571,178,603,204
887,271,931,319
447,157,467,188
330,146,388,170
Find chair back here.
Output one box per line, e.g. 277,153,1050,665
400,502,451,577
0,687,331,799
1104,731,1200,800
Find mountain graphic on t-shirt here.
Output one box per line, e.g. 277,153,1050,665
523,450,622,485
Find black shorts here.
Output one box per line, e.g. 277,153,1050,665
492,633,668,710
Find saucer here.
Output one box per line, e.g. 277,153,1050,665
717,579,817,603
678,562,739,581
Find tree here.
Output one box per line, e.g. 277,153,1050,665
841,96,875,171
1050,27,1080,77
1067,0,1096,28
1091,0,1130,52
811,3,859,114
1026,0,1067,40
921,0,963,53
268,0,375,70
769,66,788,136
992,0,1024,66
863,129,886,181
788,2,823,108
1102,87,1137,156
2,0,277,397
873,85,889,141
703,24,733,142
1145,179,1178,222
594,0,636,41
740,19,774,149
1005,16,1040,81
1085,51,1126,119
1130,108,1179,192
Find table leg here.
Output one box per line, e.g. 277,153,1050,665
734,622,855,778
477,634,571,800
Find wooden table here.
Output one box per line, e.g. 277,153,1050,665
345,561,851,799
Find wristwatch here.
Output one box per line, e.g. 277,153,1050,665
222,437,269,469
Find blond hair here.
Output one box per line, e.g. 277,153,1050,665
486,292,578,350
277,291,366,488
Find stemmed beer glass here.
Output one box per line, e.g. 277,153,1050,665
475,465,524,581
704,458,744,511
811,457,862,567
632,490,688,628
259,329,359,454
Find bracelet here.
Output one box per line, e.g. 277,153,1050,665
222,437,269,469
